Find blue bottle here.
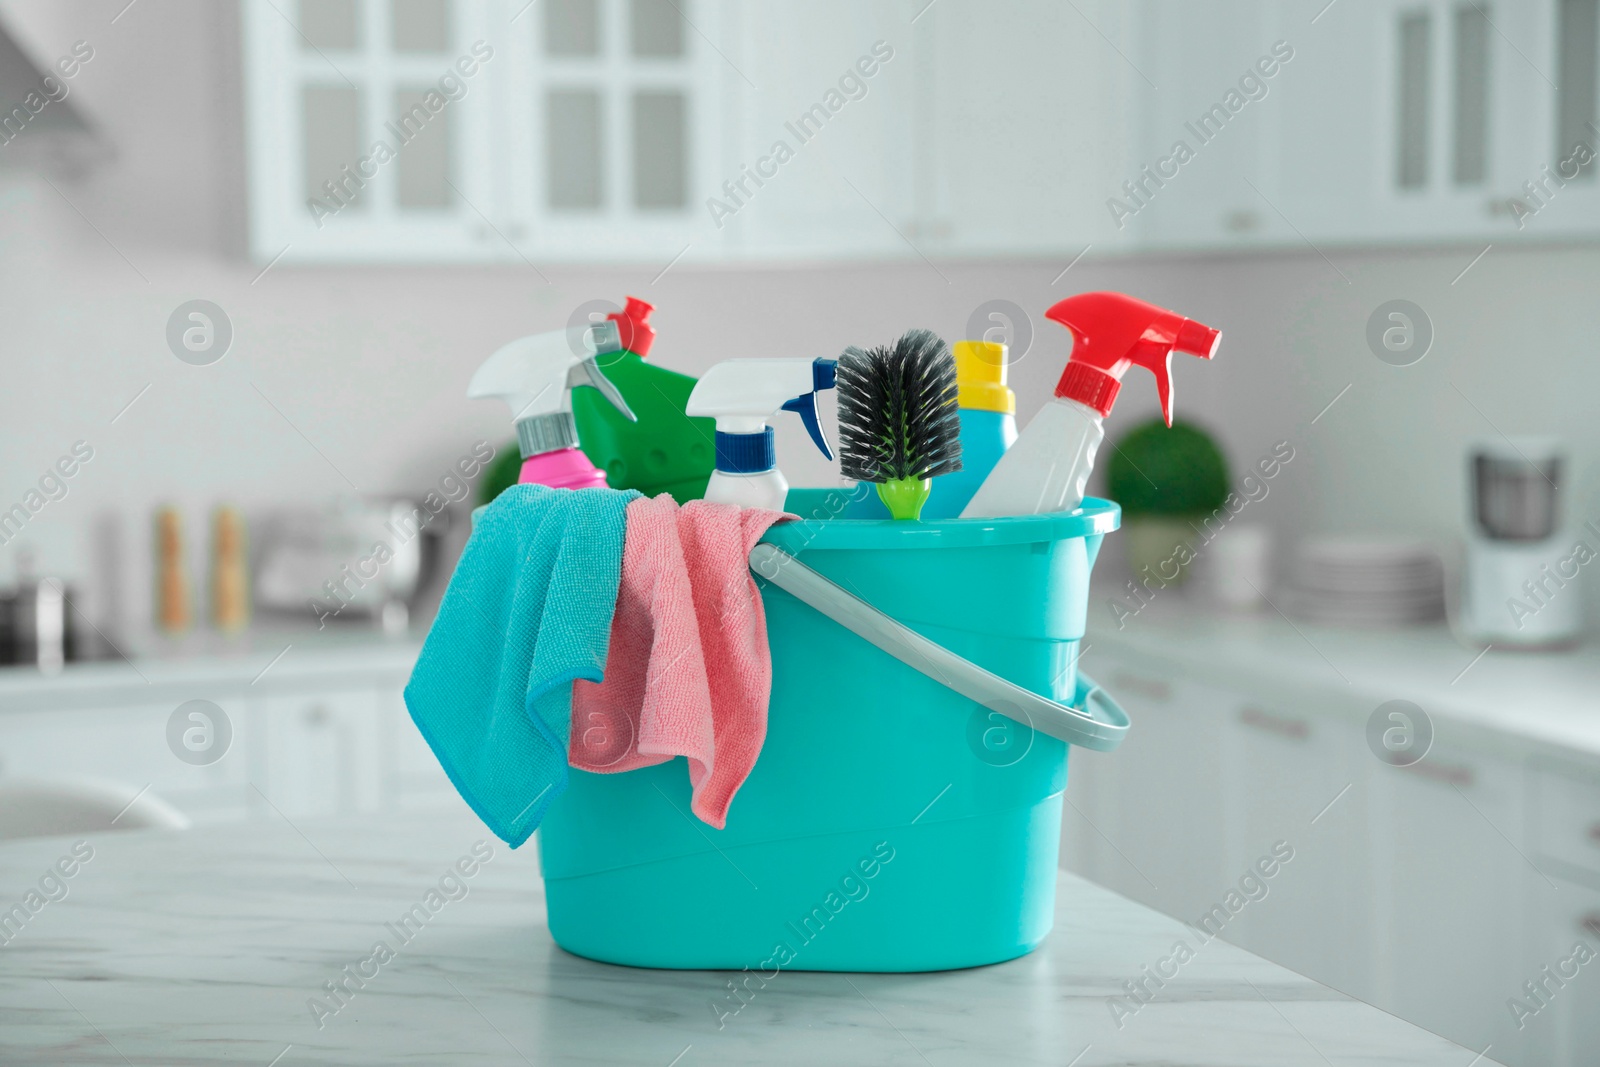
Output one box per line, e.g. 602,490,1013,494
919,340,1017,519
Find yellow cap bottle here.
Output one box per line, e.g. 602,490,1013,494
953,341,1015,415
920,341,1019,519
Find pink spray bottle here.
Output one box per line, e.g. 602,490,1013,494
469,319,637,489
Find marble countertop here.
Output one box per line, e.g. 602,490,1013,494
0,813,1495,1066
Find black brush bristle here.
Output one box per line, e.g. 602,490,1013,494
836,328,963,483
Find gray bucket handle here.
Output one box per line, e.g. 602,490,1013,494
749,544,1129,752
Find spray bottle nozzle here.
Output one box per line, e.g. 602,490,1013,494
469,317,638,461
779,358,837,460
569,320,637,422
685,356,839,473
1047,292,1220,426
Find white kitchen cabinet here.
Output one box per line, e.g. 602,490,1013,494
711,2,915,261
1219,689,1375,997
1368,738,1532,1065
1267,0,1571,246
1067,651,1375,997
1531,760,1600,886
254,687,383,820
1519,873,1600,1067
243,0,504,262
244,0,723,264
0,700,258,826
1129,0,1600,251
1082,600,1600,1067
1065,651,1232,923
378,684,458,811
242,0,1149,264
0,640,434,829
241,0,1600,263
1525,762,1600,1065
242,0,920,266
494,0,724,259
915,0,1135,257
1120,1,1283,250
1548,884,1600,1067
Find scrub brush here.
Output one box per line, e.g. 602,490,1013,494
836,328,963,520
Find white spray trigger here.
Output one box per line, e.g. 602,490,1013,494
469,318,635,424
568,320,635,422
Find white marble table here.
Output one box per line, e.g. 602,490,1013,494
0,813,1496,1066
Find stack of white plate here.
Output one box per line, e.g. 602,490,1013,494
1282,538,1445,627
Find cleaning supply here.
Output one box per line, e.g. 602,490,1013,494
961,292,1221,519
685,357,837,511
836,329,963,520
921,340,1017,519
404,484,636,847
571,297,717,503
468,319,637,490
569,496,791,828
537,496,1130,971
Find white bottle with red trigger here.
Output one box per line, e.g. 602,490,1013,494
960,292,1221,519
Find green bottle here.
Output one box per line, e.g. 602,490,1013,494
572,297,715,503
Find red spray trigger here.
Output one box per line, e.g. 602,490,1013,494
1047,292,1220,425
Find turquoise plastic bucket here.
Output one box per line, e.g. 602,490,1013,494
536,493,1124,972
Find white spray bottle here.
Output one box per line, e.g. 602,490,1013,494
685,358,837,510
469,319,637,490
961,292,1221,518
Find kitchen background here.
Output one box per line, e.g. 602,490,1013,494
6,0,1599,623
2,1,1599,1065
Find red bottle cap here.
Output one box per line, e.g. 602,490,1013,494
607,297,657,358
1048,292,1220,424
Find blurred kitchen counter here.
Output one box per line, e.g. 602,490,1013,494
0,626,423,714
1086,595,1600,765
0,625,448,825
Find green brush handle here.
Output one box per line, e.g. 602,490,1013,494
877,477,931,520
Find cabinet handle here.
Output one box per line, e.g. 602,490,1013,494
1223,209,1260,233
1111,671,1171,702
1398,761,1475,788
1238,706,1310,741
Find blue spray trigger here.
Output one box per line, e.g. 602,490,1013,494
781,393,833,461
780,359,838,461
813,357,837,391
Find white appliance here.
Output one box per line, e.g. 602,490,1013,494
1460,438,1582,648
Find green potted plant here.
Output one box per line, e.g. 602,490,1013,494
1105,419,1229,586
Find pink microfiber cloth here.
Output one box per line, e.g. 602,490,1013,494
570,495,791,829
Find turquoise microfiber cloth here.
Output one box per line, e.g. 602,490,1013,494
404,484,637,847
